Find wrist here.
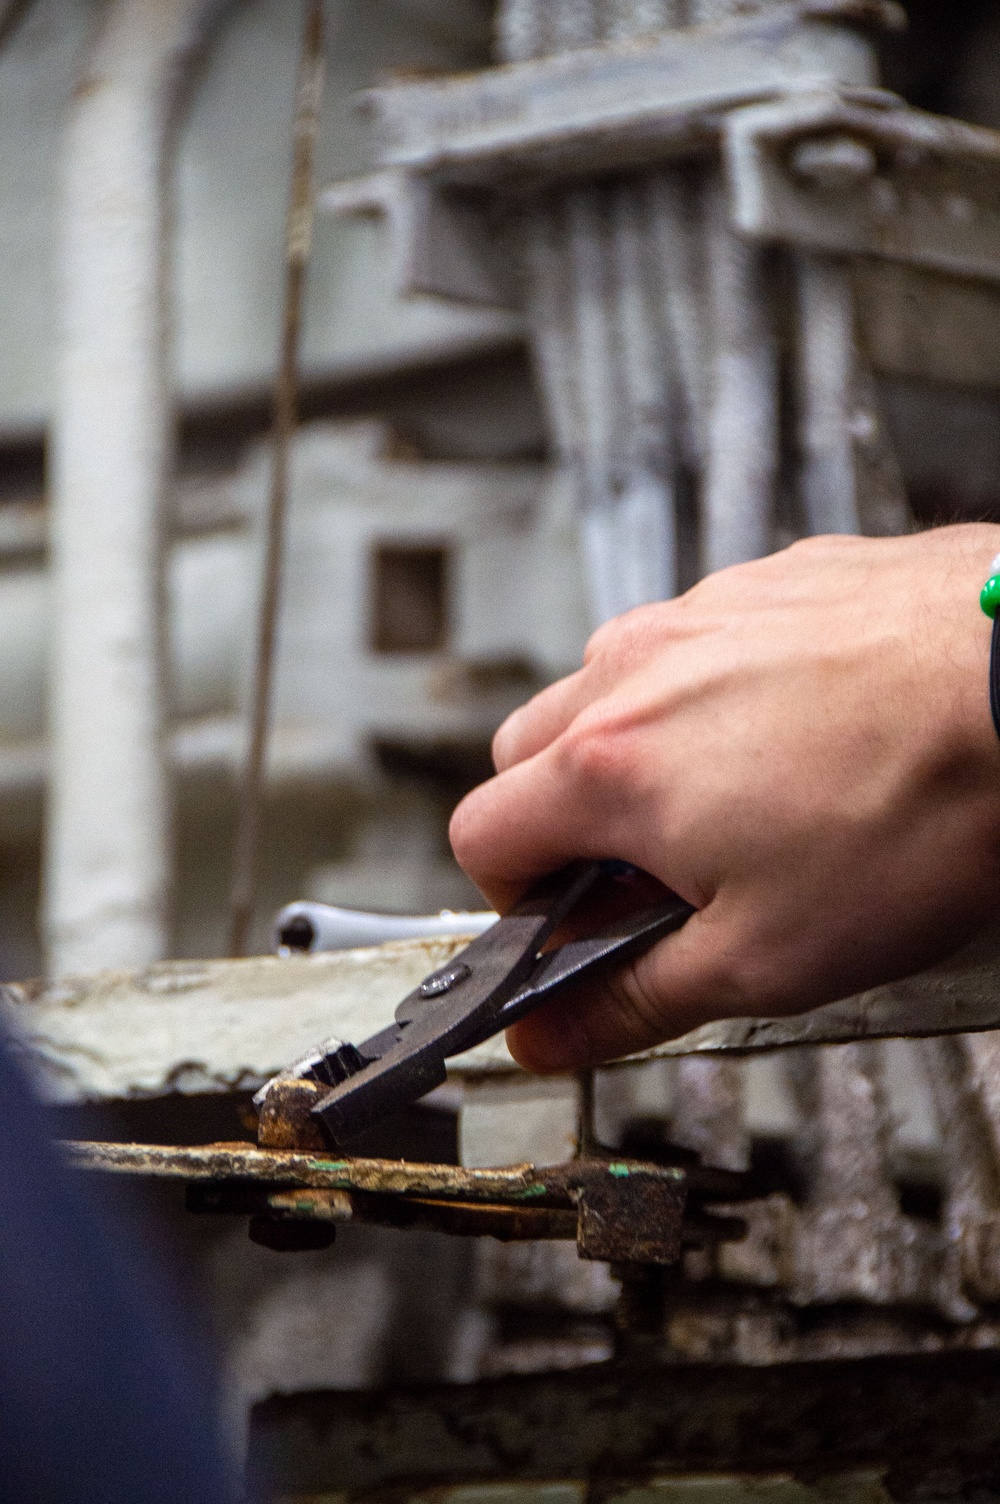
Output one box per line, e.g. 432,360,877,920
945,523,1000,784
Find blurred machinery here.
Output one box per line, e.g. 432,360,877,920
303,0,1000,1382
9,1,1000,1501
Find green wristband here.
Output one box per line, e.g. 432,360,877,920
982,574,1000,619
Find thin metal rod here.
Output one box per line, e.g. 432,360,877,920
227,0,324,958
576,1068,598,1157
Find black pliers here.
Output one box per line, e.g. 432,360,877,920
257,861,694,1144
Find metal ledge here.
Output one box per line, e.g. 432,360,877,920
5,919,1000,1104
361,6,879,190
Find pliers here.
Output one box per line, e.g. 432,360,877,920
256,861,694,1145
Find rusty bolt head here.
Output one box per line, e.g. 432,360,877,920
791,134,878,190
256,1076,329,1151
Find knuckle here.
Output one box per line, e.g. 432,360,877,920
583,617,623,665
557,708,634,790
584,602,677,666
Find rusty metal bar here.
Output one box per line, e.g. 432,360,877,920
65,1140,540,1198
247,1348,1000,1495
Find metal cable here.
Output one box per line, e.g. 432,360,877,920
227,0,325,958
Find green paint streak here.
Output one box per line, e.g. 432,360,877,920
307,1160,350,1172
608,1162,631,1177
511,1183,548,1200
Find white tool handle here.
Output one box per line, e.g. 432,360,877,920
273,900,497,954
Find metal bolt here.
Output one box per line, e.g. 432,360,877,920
791,134,878,191
420,961,472,998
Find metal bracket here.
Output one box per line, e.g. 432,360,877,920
360,7,877,189
323,4,884,307
320,169,517,309
725,90,1000,282
323,3,1000,307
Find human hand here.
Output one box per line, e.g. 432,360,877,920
449,525,1000,1072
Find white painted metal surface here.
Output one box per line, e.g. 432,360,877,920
364,8,876,193
0,0,518,433
0,422,571,812
7,918,1000,1106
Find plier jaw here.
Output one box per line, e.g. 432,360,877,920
256,860,694,1146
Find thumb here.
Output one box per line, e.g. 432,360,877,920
505,907,747,1072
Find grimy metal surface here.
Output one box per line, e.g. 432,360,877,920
64,1140,540,1198
247,1349,1000,1497
647,925,1000,1056
66,1138,751,1264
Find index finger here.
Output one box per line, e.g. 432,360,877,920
449,734,639,911
492,667,590,773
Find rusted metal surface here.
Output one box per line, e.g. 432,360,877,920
247,1349,1000,1497
363,1197,580,1242
69,1138,719,1264
465,1030,1000,1374
575,1165,684,1263
66,1136,749,1202
65,1140,540,1198
190,1180,580,1242
263,1187,353,1223
256,1076,327,1151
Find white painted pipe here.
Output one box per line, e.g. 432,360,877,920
46,0,223,977
796,253,863,537
701,176,779,572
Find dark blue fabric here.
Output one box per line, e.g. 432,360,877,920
0,1037,238,1503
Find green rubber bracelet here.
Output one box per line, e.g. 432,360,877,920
982,576,1000,619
